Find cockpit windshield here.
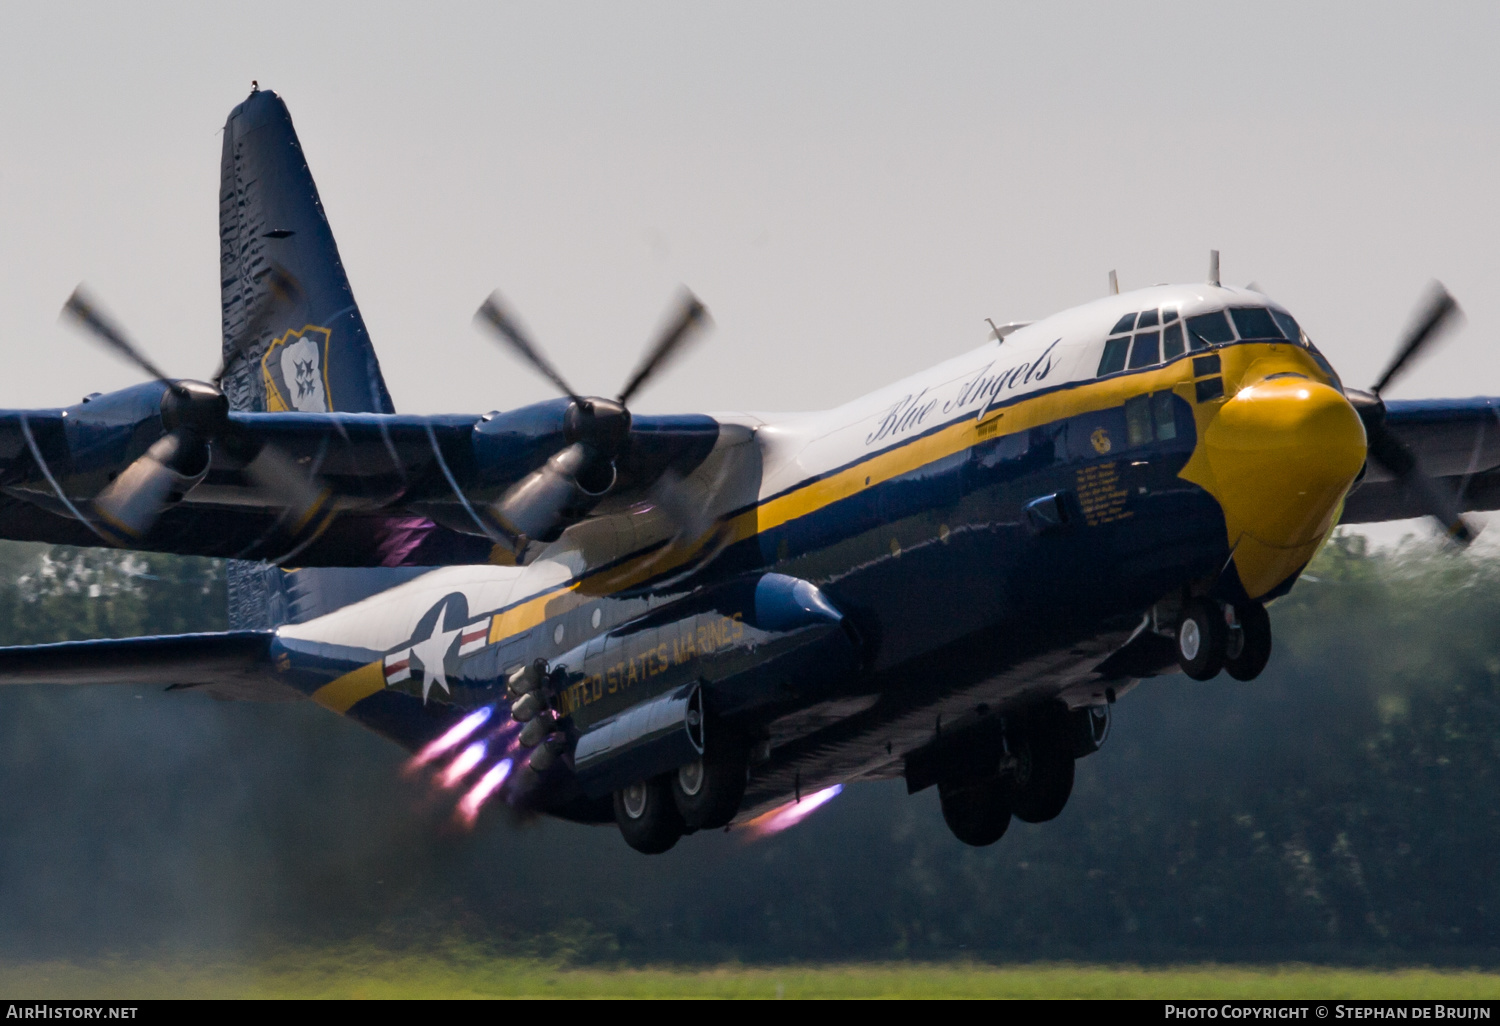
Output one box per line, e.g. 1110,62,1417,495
1098,305,1189,376
1230,307,1281,341
1098,302,1338,385
1185,311,1234,346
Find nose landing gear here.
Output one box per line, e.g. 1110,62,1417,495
1176,598,1272,681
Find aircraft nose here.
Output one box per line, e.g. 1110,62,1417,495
1200,374,1367,598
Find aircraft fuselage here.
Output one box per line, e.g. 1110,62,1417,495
269,282,1367,826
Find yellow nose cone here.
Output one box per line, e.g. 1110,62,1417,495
1199,376,1366,598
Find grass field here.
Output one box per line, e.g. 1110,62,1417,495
1,953,1498,999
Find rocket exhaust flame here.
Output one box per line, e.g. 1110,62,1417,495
408,706,493,770
742,784,844,840
438,741,487,788
456,758,514,826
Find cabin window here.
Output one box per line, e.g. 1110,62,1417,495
1098,336,1130,375
1230,306,1283,341
1128,331,1161,369
1124,390,1179,447
1125,394,1153,446
1110,312,1138,334
1186,311,1234,347
1162,322,1185,360
1152,390,1177,440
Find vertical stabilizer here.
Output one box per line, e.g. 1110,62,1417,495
219,87,405,630
218,87,395,415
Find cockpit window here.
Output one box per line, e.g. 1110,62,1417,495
1186,311,1234,347
1162,307,1180,324
1270,308,1300,342
1128,331,1161,369
1162,321,1185,360
1230,307,1283,341
1110,312,1137,335
1137,308,1159,329
1098,336,1130,375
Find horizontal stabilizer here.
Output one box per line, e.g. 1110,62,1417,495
0,631,296,701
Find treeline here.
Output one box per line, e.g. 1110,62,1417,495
0,535,1495,964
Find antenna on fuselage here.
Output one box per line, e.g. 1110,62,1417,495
1108,269,1119,295
1208,250,1221,287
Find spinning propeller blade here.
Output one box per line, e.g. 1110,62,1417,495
1355,283,1474,545
617,291,710,406
474,293,582,404
1371,284,1461,397
473,288,713,552
62,287,174,386
61,285,330,541
214,263,304,385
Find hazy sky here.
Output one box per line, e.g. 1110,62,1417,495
1,1,1496,437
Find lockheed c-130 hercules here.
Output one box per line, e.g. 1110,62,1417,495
0,86,1493,853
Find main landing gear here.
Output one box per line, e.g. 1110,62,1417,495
1176,598,1271,681
937,706,1099,847
613,729,750,855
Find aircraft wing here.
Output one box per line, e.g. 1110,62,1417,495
0,390,720,565
1341,397,1500,523
0,631,295,701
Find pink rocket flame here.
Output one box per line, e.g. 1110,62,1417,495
409,706,493,770
438,741,488,789
742,784,844,840
456,758,514,826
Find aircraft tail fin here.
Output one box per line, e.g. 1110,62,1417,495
217,86,395,415
218,87,414,631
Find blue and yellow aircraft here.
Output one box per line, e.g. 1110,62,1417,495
0,87,1492,852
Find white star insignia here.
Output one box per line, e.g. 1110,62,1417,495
408,621,463,702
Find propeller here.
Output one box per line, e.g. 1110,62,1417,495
1347,283,1472,544
61,285,331,543
213,262,304,386
473,290,710,549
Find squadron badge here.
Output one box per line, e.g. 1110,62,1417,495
262,325,332,412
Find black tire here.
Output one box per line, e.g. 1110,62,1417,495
671,745,749,831
614,775,685,854
1008,732,1075,823
938,776,1012,847
1224,602,1272,681
1177,597,1226,680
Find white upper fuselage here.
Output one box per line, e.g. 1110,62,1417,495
739,283,1299,498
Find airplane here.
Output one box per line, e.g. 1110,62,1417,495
0,85,1494,853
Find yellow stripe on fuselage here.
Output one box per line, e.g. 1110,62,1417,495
311,659,387,714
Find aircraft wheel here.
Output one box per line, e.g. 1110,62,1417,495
937,776,1012,847
1224,602,1272,681
1177,598,1226,680
1008,732,1075,823
671,743,748,831
614,775,685,854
